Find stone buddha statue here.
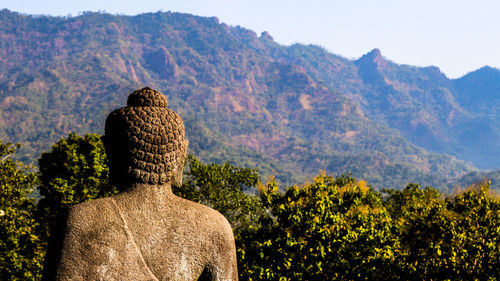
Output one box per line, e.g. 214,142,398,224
43,88,238,281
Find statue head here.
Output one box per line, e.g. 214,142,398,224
103,87,187,189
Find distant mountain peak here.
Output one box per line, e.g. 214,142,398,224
260,31,274,41
478,65,498,71
473,65,500,75
367,48,382,58
457,65,500,81
356,48,387,71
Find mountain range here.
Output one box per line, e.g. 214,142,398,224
1,9,499,190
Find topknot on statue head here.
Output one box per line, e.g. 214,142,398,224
127,87,169,107
104,87,186,190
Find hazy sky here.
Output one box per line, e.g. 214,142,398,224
2,0,499,78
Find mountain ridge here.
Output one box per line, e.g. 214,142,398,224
2,9,499,190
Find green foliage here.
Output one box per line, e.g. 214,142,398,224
446,183,500,280
382,184,454,279
36,133,118,238
1,133,498,280
238,176,499,281
382,183,500,280
0,142,43,280
241,175,398,280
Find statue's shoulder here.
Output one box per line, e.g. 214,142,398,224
172,197,238,278
175,196,226,218
65,196,121,231
174,196,234,238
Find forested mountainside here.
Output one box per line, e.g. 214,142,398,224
2,9,499,189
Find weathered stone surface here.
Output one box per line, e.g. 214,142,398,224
42,88,238,281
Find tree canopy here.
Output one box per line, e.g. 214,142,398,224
0,142,43,280
36,133,118,239
0,134,498,280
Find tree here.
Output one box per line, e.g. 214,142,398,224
382,182,500,280
0,141,44,280
382,184,454,279
446,182,500,280
36,133,118,239
21,132,499,280
241,174,398,281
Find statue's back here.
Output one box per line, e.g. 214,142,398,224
42,88,238,281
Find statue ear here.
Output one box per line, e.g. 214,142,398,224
171,140,188,187
184,139,189,155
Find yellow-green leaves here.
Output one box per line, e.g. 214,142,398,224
241,174,397,280
2,134,499,280
0,142,43,280
36,133,118,241
242,176,499,280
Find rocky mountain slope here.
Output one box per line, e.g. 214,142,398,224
2,9,498,189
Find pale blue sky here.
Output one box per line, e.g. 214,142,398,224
1,0,499,78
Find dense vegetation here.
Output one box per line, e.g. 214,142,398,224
1,135,498,280
6,9,500,189
0,142,44,280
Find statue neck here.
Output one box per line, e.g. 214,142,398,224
120,182,174,198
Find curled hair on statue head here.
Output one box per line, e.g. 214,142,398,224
103,87,187,189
